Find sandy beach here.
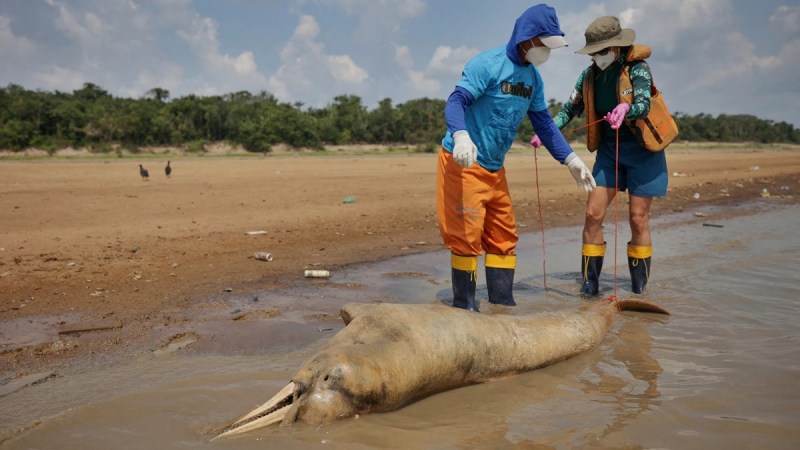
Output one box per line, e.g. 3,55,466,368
1,143,799,374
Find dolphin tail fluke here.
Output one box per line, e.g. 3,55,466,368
213,382,295,440
616,298,670,315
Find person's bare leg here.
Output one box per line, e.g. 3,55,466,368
580,187,615,296
582,186,615,244
628,195,653,245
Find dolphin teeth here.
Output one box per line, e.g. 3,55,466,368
214,382,295,439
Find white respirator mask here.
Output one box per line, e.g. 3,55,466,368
592,49,616,70
525,46,551,66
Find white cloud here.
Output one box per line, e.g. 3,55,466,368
770,5,800,37
268,14,369,105
34,66,88,92
673,0,728,27
176,12,264,80
328,55,368,83
267,73,290,101
293,13,320,39
0,15,35,56
300,0,432,99
427,46,478,78
688,31,781,90
608,1,789,95
613,0,733,55
126,64,185,99
46,0,111,43
209,51,258,77
407,70,440,96
390,44,475,100
394,45,414,71
313,0,426,41
21,0,267,96
323,0,426,17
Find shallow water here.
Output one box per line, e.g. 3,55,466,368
2,203,799,449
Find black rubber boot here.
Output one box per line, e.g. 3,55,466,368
486,267,516,306
628,243,652,294
580,243,606,297
452,268,479,312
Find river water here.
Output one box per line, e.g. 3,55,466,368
2,202,798,449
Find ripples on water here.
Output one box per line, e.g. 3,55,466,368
2,204,798,449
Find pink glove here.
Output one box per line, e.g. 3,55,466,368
530,134,542,148
605,103,631,129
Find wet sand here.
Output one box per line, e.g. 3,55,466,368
2,199,798,449
1,143,799,376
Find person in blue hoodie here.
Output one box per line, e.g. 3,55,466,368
437,4,595,312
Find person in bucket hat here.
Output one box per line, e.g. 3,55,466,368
437,4,596,313
531,15,670,297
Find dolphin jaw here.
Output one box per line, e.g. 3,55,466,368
214,381,296,440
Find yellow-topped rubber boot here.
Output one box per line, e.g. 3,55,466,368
451,254,479,312
486,254,516,306
628,243,652,294
580,243,606,297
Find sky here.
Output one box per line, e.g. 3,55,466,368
1,0,799,126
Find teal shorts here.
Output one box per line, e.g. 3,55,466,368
592,139,668,197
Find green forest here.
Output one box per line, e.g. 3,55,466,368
1,83,798,154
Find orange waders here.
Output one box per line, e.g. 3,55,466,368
436,148,518,311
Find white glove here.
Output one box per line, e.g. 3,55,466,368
564,153,596,193
452,130,477,168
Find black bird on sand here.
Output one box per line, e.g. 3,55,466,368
165,160,172,177
139,164,149,180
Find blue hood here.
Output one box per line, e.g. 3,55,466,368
505,4,565,65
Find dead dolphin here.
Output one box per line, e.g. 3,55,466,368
216,298,668,438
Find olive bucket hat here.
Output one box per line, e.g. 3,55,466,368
576,16,636,54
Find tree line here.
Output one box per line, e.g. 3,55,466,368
0,83,797,154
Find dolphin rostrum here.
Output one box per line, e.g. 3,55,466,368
216,298,668,438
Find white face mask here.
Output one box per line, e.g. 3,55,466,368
525,46,551,66
592,49,616,70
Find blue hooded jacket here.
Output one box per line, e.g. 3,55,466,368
442,4,573,170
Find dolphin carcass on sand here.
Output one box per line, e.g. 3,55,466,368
216,298,668,438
